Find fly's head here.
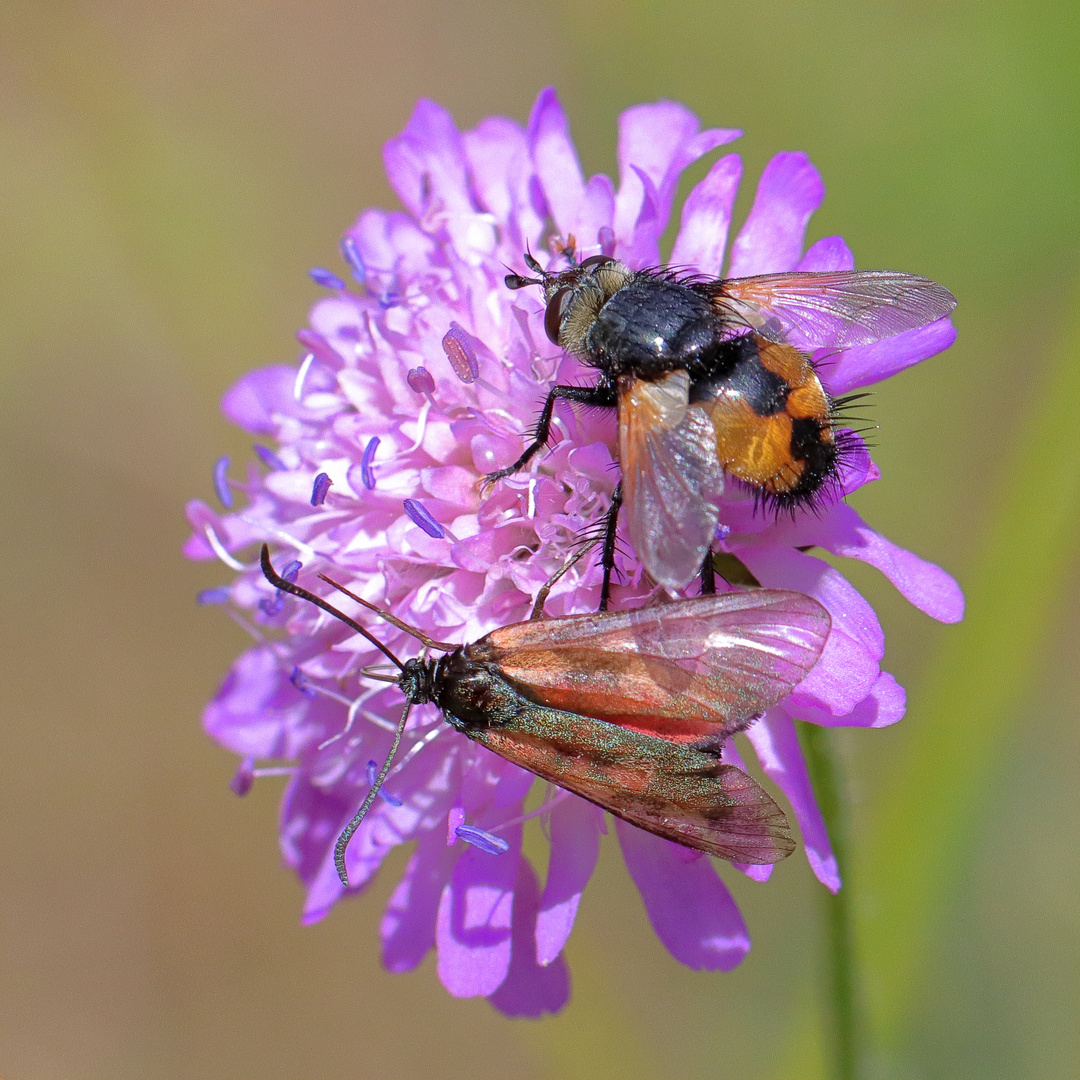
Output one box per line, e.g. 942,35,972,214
505,252,634,357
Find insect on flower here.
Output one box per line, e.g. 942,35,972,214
259,544,831,887
489,251,957,601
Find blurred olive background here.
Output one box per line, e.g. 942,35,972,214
2,2,1078,1078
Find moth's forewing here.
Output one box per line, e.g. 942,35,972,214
472,590,830,743
458,693,794,864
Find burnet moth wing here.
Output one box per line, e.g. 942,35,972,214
260,546,830,883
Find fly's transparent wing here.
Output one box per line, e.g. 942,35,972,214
710,270,956,350
618,371,725,590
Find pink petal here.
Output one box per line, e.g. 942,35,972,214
383,98,471,219
221,365,304,435
670,153,743,275
745,712,840,892
435,826,522,997
796,503,965,623
527,88,585,238
616,821,750,971
822,318,958,395
797,235,854,272
489,858,571,1017
462,116,526,225
788,670,906,728
278,776,365,924
203,647,312,759
735,546,882,717
728,152,824,276
536,797,603,965
614,100,740,248
381,827,461,973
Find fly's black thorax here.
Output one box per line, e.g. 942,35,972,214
584,277,728,380
430,648,528,735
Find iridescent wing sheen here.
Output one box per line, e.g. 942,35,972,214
470,706,795,863
618,370,726,590
706,270,957,351
473,589,830,743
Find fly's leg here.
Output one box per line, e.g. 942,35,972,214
481,381,616,490
598,482,624,612
700,548,716,596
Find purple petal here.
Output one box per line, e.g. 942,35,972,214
435,826,522,997
381,827,461,973
383,98,471,219
616,821,750,971
489,858,571,1017
735,546,883,716
797,235,854,272
527,88,585,238
203,646,311,759
221,365,304,435
536,797,603,966
745,711,840,892
788,670,906,729
728,152,824,276
670,153,743,275
577,173,616,252
796,504,964,623
823,318,958,395
613,101,740,249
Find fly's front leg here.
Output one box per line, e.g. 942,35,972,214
481,381,616,490
598,482,623,612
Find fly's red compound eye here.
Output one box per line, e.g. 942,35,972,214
579,255,614,272
545,287,572,345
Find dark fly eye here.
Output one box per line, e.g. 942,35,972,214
579,255,614,271
545,287,572,345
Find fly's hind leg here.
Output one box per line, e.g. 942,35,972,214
700,548,716,596
598,482,624,612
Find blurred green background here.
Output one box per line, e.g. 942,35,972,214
2,1,1078,1077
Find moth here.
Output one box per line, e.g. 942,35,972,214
260,545,830,885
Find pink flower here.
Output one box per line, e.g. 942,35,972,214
186,88,962,1014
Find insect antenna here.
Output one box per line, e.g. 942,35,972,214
260,546,404,671
333,700,413,887
316,574,458,651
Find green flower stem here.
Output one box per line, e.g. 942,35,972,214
800,722,861,1080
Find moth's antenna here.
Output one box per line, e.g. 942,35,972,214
317,574,458,651
333,700,413,887
259,545,404,671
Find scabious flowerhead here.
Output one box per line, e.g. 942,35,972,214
186,88,962,1015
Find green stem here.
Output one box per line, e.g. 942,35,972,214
800,722,860,1080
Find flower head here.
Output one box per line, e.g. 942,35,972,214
186,88,962,1014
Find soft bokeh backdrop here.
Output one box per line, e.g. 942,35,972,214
2,2,1078,1078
